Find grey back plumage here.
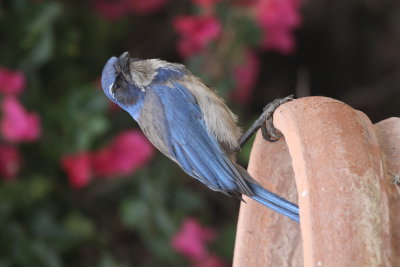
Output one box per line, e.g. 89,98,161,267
138,88,175,162
178,76,242,155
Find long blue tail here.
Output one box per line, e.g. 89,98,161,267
248,183,299,222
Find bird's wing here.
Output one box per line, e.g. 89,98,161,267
138,82,253,196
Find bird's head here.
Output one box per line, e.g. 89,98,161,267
101,52,188,114
101,52,162,106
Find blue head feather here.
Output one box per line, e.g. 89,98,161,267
100,55,145,120
101,56,118,101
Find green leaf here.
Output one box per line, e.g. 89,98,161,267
20,2,62,68
120,197,150,230
63,212,95,240
211,222,236,260
235,16,263,47
97,254,124,267
29,176,52,200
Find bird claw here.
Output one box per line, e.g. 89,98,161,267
238,95,294,148
260,95,293,142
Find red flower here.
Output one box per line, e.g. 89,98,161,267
171,218,216,260
61,152,93,189
192,254,227,267
1,97,41,143
91,130,154,177
232,50,260,104
0,68,25,95
255,0,301,54
91,0,131,21
129,0,168,14
0,144,20,181
173,15,221,58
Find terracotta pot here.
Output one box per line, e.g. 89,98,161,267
233,96,400,267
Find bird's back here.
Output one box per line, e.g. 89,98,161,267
137,74,254,196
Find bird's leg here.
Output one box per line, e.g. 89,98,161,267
238,95,294,148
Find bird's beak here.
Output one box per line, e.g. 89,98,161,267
119,51,130,61
118,51,131,75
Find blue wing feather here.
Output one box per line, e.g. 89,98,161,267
151,82,248,193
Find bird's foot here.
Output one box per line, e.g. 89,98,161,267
260,95,294,142
238,95,294,148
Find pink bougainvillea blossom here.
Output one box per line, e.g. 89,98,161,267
61,130,153,188
0,144,20,181
173,15,221,58
0,68,25,95
61,152,93,189
192,254,227,267
129,0,168,14
171,217,216,260
255,0,301,54
1,97,41,143
232,50,260,104
91,130,154,177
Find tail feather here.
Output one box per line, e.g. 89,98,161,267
234,164,299,222
248,182,300,222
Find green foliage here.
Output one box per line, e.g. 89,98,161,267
0,0,254,266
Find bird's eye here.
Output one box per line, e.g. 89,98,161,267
113,81,120,90
110,74,138,105
112,76,123,94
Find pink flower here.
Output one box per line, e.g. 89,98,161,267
61,153,93,189
171,217,216,260
192,255,227,267
173,15,221,58
0,68,25,95
232,50,260,104
91,0,131,21
255,0,301,54
91,130,154,177
0,145,20,181
263,29,296,54
129,0,168,14
1,97,41,143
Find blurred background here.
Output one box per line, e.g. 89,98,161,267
0,0,399,266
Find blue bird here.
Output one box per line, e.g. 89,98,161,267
101,52,299,222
